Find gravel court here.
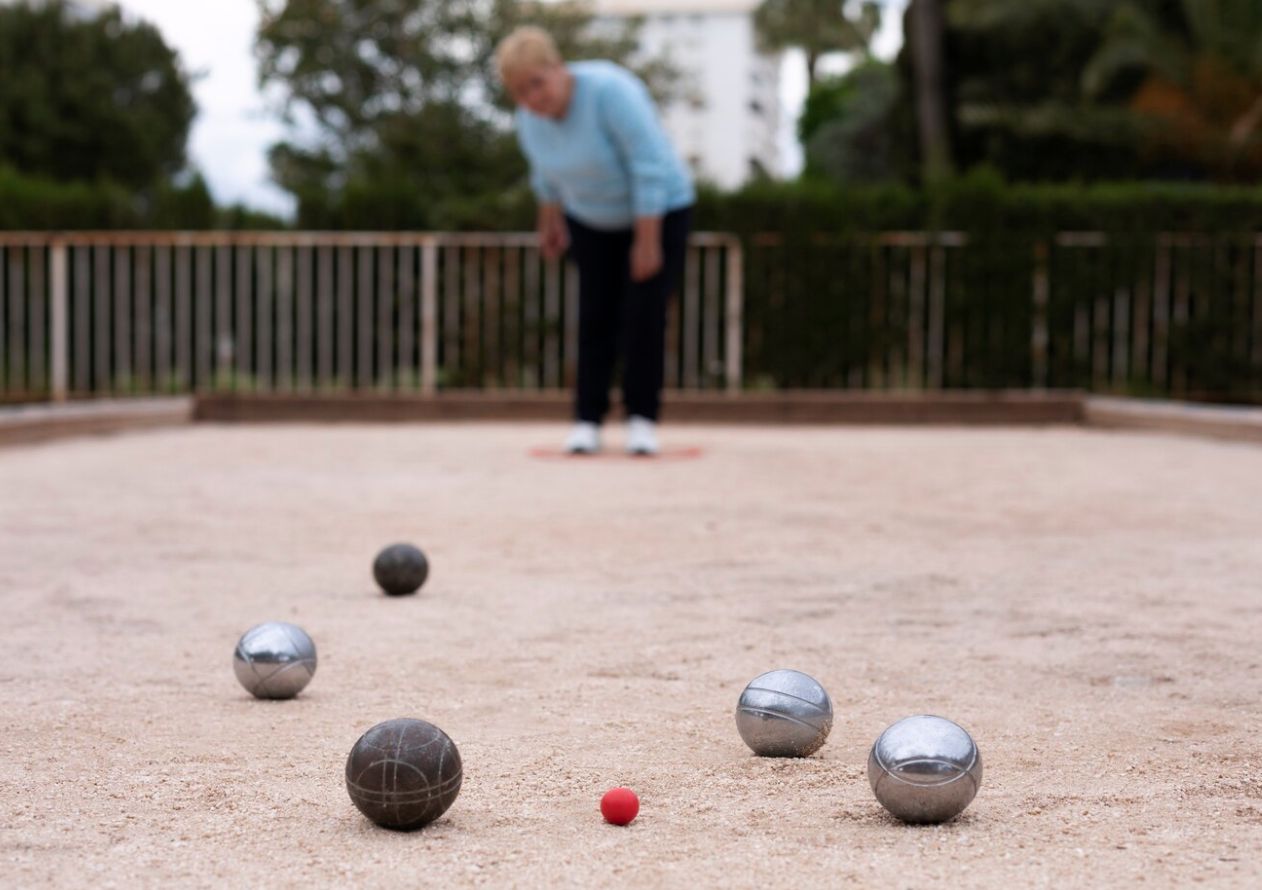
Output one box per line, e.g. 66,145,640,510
1,422,1260,887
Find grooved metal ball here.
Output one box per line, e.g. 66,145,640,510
345,718,463,831
373,543,429,596
735,669,833,757
232,621,317,700
868,715,983,823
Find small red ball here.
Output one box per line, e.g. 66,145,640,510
600,787,639,825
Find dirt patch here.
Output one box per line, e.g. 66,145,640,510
1,423,1260,887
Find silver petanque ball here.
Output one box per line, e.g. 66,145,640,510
868,715,983,823
232,621,318,700
735,669,834,757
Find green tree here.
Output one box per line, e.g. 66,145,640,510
255,0,665,227
799,61,908,183
899,0,1144,182
754,0,882,87
0,0,196,189
1084,0,1262,181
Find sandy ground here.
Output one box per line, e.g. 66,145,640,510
1,421,1261,888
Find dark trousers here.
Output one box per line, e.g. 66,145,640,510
565,206,692,424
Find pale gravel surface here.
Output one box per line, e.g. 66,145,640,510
1,422,1261,888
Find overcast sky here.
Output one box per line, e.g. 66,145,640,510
113,0,908,218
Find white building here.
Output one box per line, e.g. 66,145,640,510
592,0,782,190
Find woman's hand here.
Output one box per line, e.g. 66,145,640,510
537,203,568,260
630,216,664,282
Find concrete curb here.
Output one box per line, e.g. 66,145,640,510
1083,396,1262,445
0,398,194,447
4,393,1262,448
192,390,1085,426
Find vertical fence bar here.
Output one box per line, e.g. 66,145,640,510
376,246,393,391
503,247,520,389
1233,239,1250,375
113,246,131,392
357,247,373,389
317,246,334,390
1092,295,1109,389
1152,239,1171,389
725,239,743,393
235,245,253,391
296,245,313,392
9,248,27,395
0,248,7,395
397,245,415,389
870,243,887,388
542,258,559,387
443,246,461,386
396,245,414,389
277,246,294,391
155,247,172,392
703,245,720,389
1172,242,1190,395
214,244,231,389
683,246,700,388
482,248,501,387
421,241,438,394
1030,241,1050,389
134,247,152,392
50,244,68,401
1254,240,1262,374
175,246,191,391
256,245,274,392
337,246,353,389
907,245,927,389
94,246,111,394
927,244,946,390
499,248,519,391
73,246,90,394
1112,284,1130,388
523,247,540,389
888,247,907,387
462,248,481,387
194,246,213,391
1132,242,1151,389
28,247,46,395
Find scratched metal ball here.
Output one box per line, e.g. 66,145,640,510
735,669,834,757
373,543,429,596
868,715,983,823
345,718,463,831
232,621,317,700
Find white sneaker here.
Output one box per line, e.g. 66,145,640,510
564,422,601,455
626,415,660,456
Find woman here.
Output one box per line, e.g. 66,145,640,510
496,26,695,456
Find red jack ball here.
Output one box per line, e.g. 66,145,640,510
600,787,639,825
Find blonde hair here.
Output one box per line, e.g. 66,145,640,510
495,26,563,83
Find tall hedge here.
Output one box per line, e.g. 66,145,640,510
698,175,1262,401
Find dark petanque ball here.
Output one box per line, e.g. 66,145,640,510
345,718,463,831
372,543,429,596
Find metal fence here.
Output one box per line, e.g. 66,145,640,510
0,232,743,401
744,231,1262,396
3,230,1261,402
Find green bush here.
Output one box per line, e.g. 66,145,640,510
699,176,1262,401
0,166,285,230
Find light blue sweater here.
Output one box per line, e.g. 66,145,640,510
515,60,695,231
